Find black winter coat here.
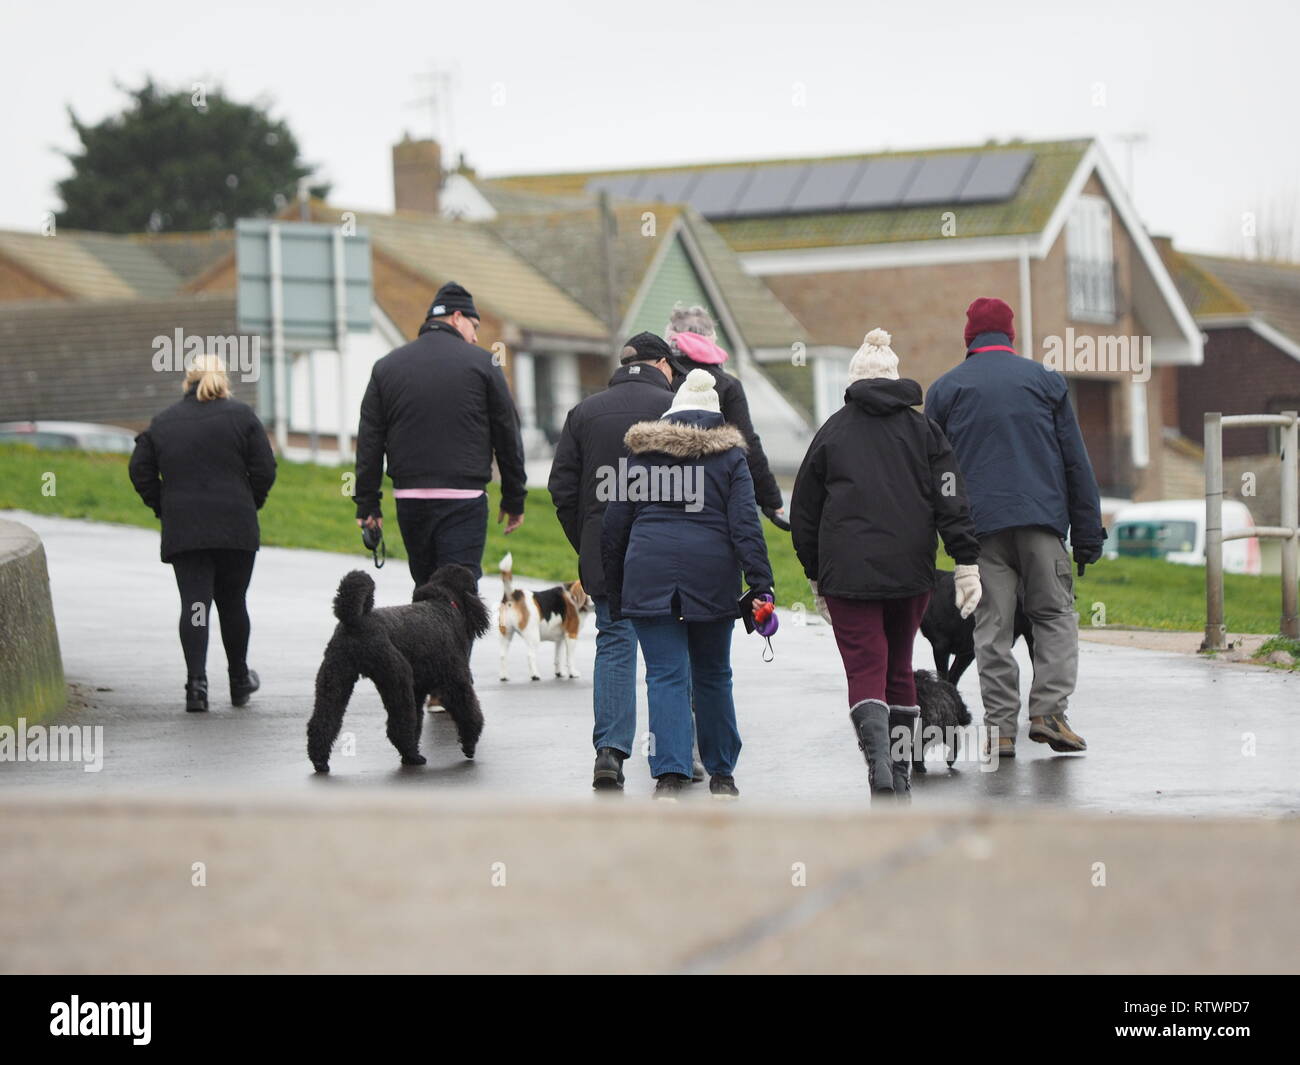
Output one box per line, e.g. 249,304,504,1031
601,409,774,622
353,321,528,519
129,391,277,562
671,362,783,512
790,378,979,600
547,363,674,598
924,331,1106,546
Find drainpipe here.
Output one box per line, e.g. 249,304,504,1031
1018,239,1034,358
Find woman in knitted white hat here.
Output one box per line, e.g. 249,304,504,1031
789,329,982,803
602,368,774,801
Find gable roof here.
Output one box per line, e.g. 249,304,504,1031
302,204,610,342
0,294,240,425
1159,243,1300,359
489,139,1092,252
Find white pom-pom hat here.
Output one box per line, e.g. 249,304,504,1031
666,367,722,415
848,328,900,382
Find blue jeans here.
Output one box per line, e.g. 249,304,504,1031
593,597,638,756
631,616,739,779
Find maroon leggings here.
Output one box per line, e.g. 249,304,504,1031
825,592,931,707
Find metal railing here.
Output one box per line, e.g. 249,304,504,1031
1202,411,1299,649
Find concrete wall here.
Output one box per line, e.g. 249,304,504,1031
0,520,65,728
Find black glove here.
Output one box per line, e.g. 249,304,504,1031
1073,542,1103,578
762,506,791,531
607,595,623,622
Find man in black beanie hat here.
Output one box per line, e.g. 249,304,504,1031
548,331,674,790
354,280,527,586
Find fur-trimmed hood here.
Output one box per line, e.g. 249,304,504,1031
624,419,747,458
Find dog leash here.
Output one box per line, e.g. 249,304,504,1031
361,522,386,569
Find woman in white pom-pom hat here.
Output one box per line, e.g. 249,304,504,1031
602,368,774,802
789,329,981,803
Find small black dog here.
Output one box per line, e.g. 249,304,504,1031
307,564,490,773
920,569,1034,685
912,667,971,773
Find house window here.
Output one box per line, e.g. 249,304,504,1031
1066,194,1117,323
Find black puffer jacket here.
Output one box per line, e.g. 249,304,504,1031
670,362,783,512
790,378,979,600
129,391,277,562
547,363,674,598
353,321,527,519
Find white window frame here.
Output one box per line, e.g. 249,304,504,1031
1066,194,1117,323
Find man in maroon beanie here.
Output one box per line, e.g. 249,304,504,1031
925,297,1106,761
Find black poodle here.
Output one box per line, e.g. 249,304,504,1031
307,564,490,773
921,569,1034,684
912,667,971,773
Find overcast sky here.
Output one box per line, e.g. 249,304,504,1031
2,0,1296,256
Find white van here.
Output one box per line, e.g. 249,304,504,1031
1104,499,1261,575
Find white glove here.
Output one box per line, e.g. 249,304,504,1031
954,564,982,619
809,580,833,625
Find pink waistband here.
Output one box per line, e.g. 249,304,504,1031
393,488,485,500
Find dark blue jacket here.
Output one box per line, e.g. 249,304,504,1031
924,332,1105,546
601,409,774,621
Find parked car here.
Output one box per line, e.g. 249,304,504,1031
0,420,138,454
1104,498,1261,575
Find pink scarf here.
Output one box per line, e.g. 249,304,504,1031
671,331,729,365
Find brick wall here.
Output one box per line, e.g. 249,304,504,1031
1177,326,1300,457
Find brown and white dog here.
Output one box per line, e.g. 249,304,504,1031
497,553,594,681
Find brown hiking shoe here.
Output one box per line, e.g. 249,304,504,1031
983,735,1016,760
1029,714,1087,752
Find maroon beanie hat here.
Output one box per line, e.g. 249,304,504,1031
964,297,1016,345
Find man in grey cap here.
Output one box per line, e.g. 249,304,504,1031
354,280,527,586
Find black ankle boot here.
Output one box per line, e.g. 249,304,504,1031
185,676,209,713
230,668,260,707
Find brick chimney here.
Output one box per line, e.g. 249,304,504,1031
392,135,442,214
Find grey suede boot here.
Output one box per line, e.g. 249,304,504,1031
849,699,895,797
888,705,921,802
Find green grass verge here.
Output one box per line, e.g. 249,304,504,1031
0,442,1291,634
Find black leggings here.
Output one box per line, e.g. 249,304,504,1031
170,549,257,679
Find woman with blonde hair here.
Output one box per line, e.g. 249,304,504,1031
129,354,277,712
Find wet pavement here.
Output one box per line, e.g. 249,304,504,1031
3,510,1297,818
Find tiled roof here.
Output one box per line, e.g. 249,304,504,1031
1160,243,1300,350
488,139,1092,252
1191,254,1300,351
0,294,241,426
0,229,197,301
679,208,805,349
489,201,680,325
131,232,235,282
311,204,609,341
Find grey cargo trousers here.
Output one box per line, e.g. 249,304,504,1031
974,526,1078,741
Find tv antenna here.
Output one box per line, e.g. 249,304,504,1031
407,67,457,159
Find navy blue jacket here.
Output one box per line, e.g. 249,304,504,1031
547,363,674,598
924,332,1106,547
601,409,774,621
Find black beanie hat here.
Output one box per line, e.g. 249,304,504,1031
620,331,672,364
426,281,480,322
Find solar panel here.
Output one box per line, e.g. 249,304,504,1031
687,168,754,217
640,170,701,204
957,151,1034,203
844,157,922,209
900,154,977,205
786,161,865,212
587,174,648,199
731,163,810,216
